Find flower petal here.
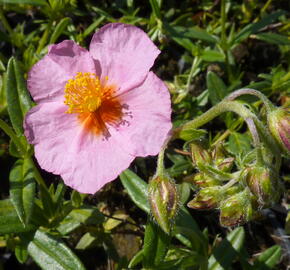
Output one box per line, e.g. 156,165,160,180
89,23,160,94
109,71,172,156
28,40,96,103
61,132,134,193
24,102,134,194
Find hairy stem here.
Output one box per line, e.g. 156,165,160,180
226,88,275,112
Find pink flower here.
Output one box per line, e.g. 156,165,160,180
24,23,172,194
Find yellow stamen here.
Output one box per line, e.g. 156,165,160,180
64,72,103,114
63,72,123,136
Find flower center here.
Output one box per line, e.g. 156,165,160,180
64,72,124,137
64,72,103,114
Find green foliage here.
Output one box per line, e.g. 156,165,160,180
0,0,288,269
27,230,86,270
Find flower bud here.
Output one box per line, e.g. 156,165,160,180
267,107,290,157
244,166,281,206
190,141,212,167
148,175,179,234
187,186,222,210
211,143,234,172
216,157,235,172
190,172,221,188
219,189,253,227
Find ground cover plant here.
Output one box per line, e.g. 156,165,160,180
0,0,289,269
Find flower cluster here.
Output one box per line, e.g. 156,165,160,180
187,141,283,227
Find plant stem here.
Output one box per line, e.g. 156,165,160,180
226,88,275,112
28,158,48,189
245,117,263,165
177,100,255,133
174,99,281,168
156,137,171,178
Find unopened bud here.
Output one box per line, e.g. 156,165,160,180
212,143,234,172
148,176,179,234
190,141,212,167
267,107,290,157
219,189,253,227
189,172,221,187
244,166,281,206
216,157,235,172
187,186,222,210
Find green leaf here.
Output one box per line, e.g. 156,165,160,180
57,215,81,235
69,205,105,225
27,230,86,270
128,249,144,268
5,58,24,135
75,232,100,250
169,25,217,43
179,127,207,141
207,71,228,105
255,32,290,46
15,242,29,264
208,227,245,270
0,199,36,234
254,245,282,270
5,58,33,136
9,158,36,225
13,59,34,115
175,207,207,252
149,0,161,19
0,0,47,5
234,11,285,44
49,17,71,44
9,139,22,157
164,24,195,52
83,16,105,38
120,169,149,213
227,132,252,157
201,49,225,62
167,154,192,177
142,220,170,268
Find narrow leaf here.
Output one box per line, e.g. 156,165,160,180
208,227,245,270
0,199,36,234
168,25,217,44
5,58,24,135
120,169,149,213
143,220,170,268
234,11,285,44
13,58,34,115
49,17,71,44
9,158,36,225
27,230,86,270
254,245,282,269
149,0,161,19
255,32,290,46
